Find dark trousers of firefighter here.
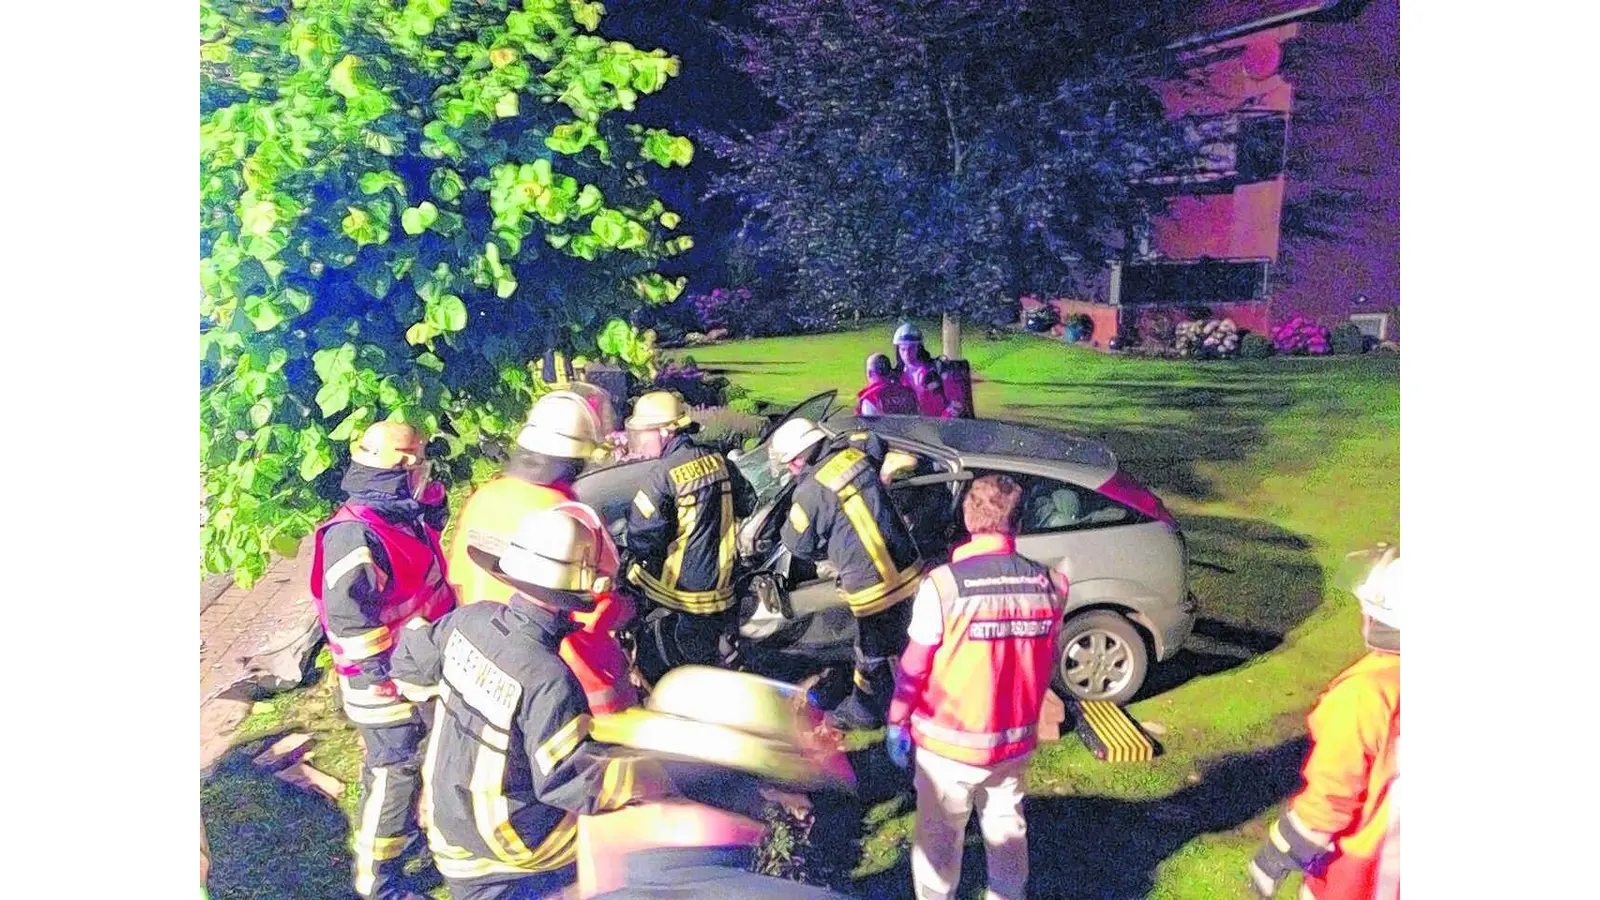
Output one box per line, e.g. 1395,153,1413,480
353,721,428,900
851,600,913,714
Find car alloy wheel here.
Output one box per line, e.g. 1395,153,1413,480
1062,628,1136,698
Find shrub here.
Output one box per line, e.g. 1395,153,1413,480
1176,318,1241,359
1024,302,1060,333
651,360,727,408
1240,333,1275,359
1271,315,1331,356
1136,307,1179,354
693,406,766,454
1329,322,1367,355
688,287,753,334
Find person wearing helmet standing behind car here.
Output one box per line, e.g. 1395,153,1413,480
773,417,924,730
389,506,665,900
1249,544,1401,900
622,391,758,671
445,390,639,715
891,322,935,394
310,421,457,900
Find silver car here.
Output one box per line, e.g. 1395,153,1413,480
575,390,1193,704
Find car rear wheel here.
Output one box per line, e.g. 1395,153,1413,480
1053,611,1148,705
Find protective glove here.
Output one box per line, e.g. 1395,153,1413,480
885,723,912,770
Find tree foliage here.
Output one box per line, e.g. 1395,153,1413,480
200,0,693,585
711,0,1187,325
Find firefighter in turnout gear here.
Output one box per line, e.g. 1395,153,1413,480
446,390,639,715
774,417,924,730
886,474,1069,900
310,421,457,900
622,391,757,669
389,507,666,900
1249,545,1401,900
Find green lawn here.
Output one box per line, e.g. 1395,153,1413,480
681,325,1398,898
202,326,1397,900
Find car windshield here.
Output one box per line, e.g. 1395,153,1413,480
733,389,836,509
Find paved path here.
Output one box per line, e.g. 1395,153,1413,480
199,537,319,771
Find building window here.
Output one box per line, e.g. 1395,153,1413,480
1134,111,1288,188
1120,259,1270,306
1349,313,1390,341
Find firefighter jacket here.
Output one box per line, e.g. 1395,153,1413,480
447,476,637,715
780,432,923,617
625,433,756,615
387,597,654,883
897,535,1069,766
311,492,455,730
446,475,572,608
1254,651,1399,900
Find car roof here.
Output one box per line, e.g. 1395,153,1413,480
825,415,1119,472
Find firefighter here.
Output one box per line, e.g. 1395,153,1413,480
621,391,757,670
1248,544,1401,900
772,417,924,730
310,421,457,900
389,506,663,900
884,474,1069,900
445,390,639,715
579,666,856,898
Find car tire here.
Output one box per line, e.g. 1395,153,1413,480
1052,610,1149,705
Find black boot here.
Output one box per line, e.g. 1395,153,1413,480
825,658,891,730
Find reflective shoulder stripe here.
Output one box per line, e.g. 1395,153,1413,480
788,503,810,533
632,491,657,519
534,713,593,776
325,546,376,591
332,625,393,661
817,448,867,492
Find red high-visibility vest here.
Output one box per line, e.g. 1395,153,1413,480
310,504,455,677
909,539,1067,766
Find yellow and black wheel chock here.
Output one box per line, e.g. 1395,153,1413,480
1066,697,1160,763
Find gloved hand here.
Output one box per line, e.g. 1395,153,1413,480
885,723,912,769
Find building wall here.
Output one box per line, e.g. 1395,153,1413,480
1142,2,1400,340
1272,0,1400,339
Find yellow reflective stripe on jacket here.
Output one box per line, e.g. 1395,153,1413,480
816,448,869,491
339,677,418,725
840,561,923,617
660,498,699,591
470,736,539,865
626,563,735,614
788,503,810,534
534,714,592,777
715,486,736,596
332,624,393,661
325,546,375,591
430,817,577,880
632,491,657,519
838,484,897,584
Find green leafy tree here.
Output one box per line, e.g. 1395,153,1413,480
200,0,694,585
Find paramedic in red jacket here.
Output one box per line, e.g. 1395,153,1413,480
885,473,1069,900
856,353,919,416
310,421,456,900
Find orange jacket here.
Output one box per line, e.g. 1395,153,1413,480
1294,651,1400,900
446,476,638,715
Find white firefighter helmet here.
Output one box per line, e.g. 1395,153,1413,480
1336,544,1400,630
591,666,855,791
769,417,827,465
465,506,602,611
517,390,602,460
